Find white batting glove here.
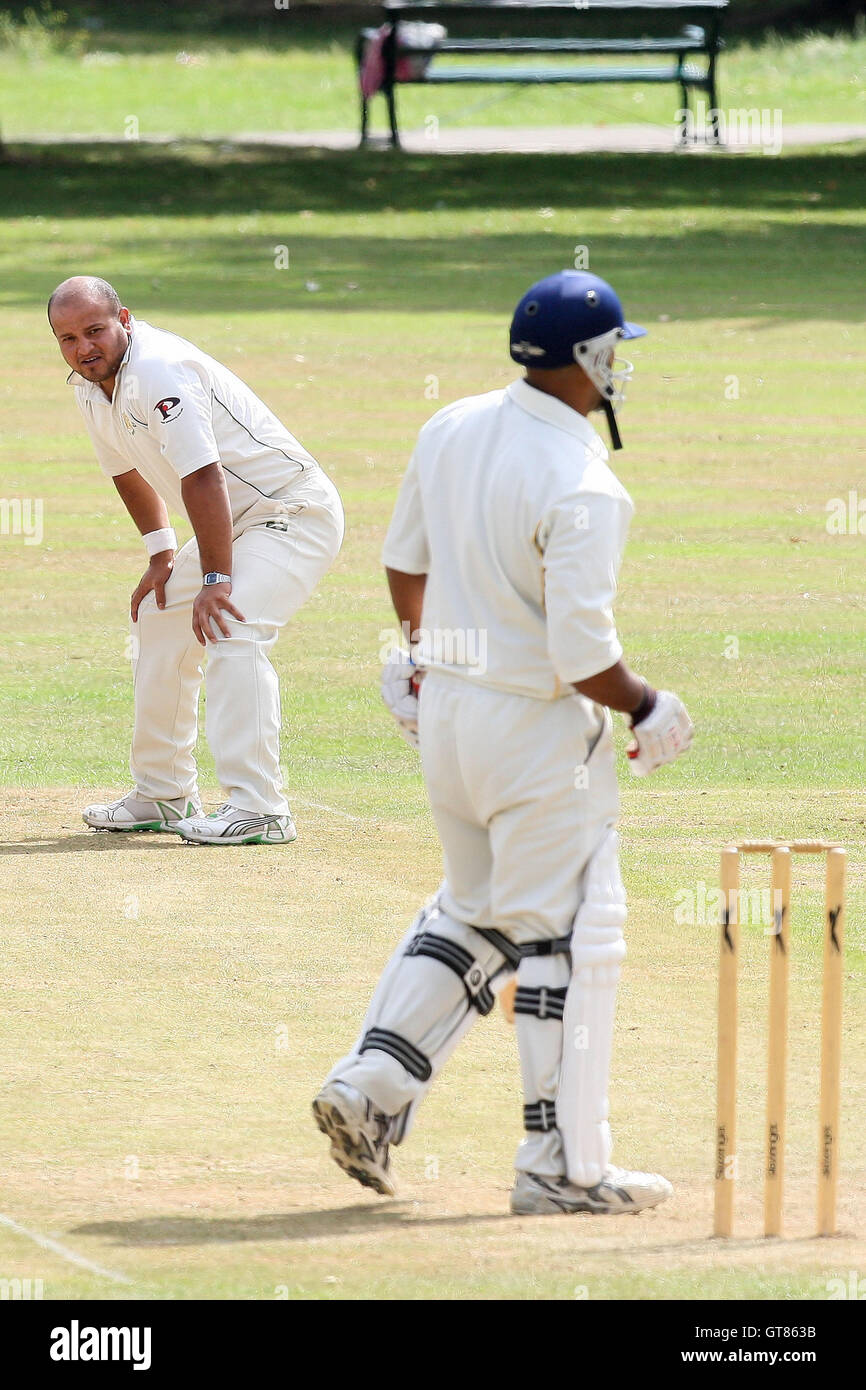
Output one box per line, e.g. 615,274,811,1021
381,646,421,750
626,690,693,777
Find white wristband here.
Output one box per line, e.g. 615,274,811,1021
143,527,177,557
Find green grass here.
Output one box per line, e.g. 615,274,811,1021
0,29,865,138
1,142,864,795
0,142,864,1300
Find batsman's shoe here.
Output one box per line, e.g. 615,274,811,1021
174,801,298,846
82,792,202,833
511,1166,673,1216
312,1080,397,1197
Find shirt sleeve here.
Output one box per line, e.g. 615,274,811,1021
141,364,219,478
540,490,630,685
382,449,430,574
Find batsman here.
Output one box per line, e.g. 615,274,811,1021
315,271,693,1214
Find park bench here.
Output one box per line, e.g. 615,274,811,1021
356,0,728,147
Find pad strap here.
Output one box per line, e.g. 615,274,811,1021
476,928,571,965
519,934,572,959
406,931,495,1015
524,1099,558,1132
513,985,567,1021
360,1028,432,1082
475,926,523,970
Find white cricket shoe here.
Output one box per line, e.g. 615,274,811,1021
511,1166,673,1216
312,1080,397,1197
174,801,297,845
82,792,202,832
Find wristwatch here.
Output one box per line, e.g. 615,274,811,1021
202,572,232,586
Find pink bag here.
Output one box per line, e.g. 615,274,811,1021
360,22,445,97
360,24,389,99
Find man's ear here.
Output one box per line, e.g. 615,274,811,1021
119,306,131,329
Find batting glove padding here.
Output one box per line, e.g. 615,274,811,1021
626,690,693,777
381,646,421,750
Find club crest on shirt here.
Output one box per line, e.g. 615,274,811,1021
154,396,183,423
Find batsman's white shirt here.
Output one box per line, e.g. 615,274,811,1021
383,378,633,699
70,316,318,524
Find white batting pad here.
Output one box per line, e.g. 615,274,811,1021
559,828,627,1187
326,898,515,1130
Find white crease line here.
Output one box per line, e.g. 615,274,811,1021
0,1212,133,1286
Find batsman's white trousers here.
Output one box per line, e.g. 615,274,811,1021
422,673,624,1181
130,469,343,815
328,673,626,1182
419,673,619,945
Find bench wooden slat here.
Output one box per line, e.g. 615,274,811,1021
384,0,727,9
420,63,704,83
392,37,708,53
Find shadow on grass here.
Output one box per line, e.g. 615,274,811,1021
0,834,190,855
1,143,864,321
74,1203,514,1246
3,141,865,214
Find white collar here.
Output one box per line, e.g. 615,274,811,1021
506,378,608,456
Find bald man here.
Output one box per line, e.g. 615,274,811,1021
50,276,344,844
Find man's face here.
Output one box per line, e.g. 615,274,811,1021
50,298,131,384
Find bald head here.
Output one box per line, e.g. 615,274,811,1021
49,276,131,397
47,275,121,325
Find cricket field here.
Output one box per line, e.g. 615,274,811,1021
0,134,864,1299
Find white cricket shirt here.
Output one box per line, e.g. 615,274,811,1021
383,378,634,700
69,317,319,526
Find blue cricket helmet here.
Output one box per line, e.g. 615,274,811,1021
509,270,647,449
510,270,646,368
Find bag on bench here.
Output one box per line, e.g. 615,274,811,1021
360,22,448,98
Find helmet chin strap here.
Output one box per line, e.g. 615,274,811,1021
602,399,622,451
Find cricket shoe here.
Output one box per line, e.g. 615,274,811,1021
510,1166,673,1216
312,1080,397,1197
174,801,297,846
82,792,202,833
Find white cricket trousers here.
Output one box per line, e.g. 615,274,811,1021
328,672,626,1181
420,673,620,944
129,470,343,815
420,675,624,1182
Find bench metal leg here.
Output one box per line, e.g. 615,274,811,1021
385,83,400,148
382,24,401,148
708,15,722,146
676,60,691,148
708,57,720,144
355,34,369,147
